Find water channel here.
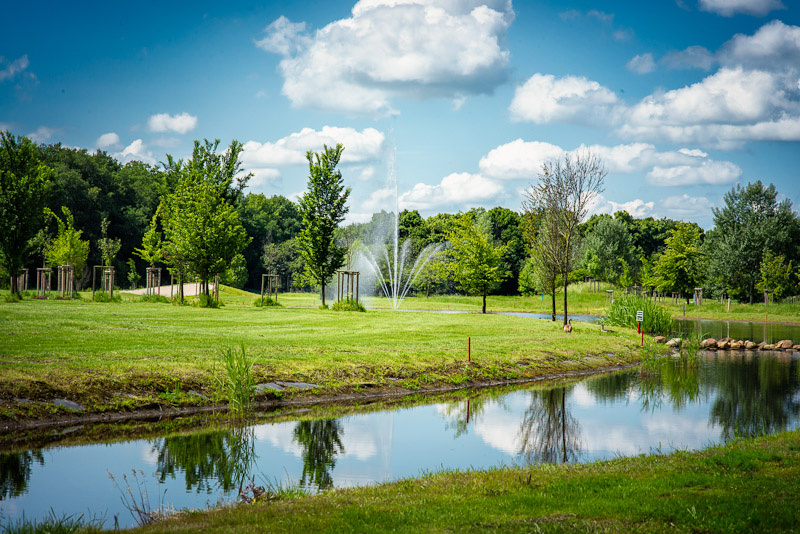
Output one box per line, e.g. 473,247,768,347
2,349,799,529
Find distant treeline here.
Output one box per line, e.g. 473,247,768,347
3,141,799,303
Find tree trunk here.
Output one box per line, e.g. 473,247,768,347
482,285,487,314
563,270,569,326
321,282,326,307
551,288,556,321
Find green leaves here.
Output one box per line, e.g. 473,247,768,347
443,213,509,313
297,144,350,305
0,131,52,294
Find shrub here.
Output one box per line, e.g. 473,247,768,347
606,293,672,334
253,297,282,307
92,291,121,303
331,298,366,312
140,294,170,304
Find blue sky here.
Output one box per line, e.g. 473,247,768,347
2,0,799,229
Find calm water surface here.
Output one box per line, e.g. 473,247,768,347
2,351,799,528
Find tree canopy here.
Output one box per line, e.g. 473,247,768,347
443,213,509,314
297,144,350,306
0,131,52,295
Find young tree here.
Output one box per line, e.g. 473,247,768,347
522,215,563,320
97,217,121,267
757,251,793,299
44,206,90,287
134,214,164,267
126,258,141,289
443,213,509,314
297,144,350,307
651,222,705,301
161,177,250,299
524,151,605,325
0,131,52,295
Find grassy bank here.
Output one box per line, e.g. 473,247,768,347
132,429,800,533
0,292,639,421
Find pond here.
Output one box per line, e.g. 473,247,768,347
2,351,799,529
673,317,800,344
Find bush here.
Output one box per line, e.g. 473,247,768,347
140,294,170,304
331,298,366,312
606,293,672,334
253,297,282,307
92,291,121,303
193,293,222,308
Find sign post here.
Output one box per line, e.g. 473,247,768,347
636,310,644,346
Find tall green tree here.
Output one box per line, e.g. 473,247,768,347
580,216,635,285
43,206,90,285
443,213,509,314
652,221,705,300
161,177,250,299
524,151,605,325
0,131,52,295
297,144,350,307
705,181,796,303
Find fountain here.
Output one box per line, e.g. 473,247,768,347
354,149,444,309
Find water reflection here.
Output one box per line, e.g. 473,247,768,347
0,450,43,500
709,354,800,439
293,419,344,490
518,387,581,464
3,352,800,528
152,426,255,493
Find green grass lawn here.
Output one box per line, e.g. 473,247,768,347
132,429,800,533
0,289,640,420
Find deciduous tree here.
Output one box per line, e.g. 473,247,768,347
0,131,52,295
443,213,509,314
705,181,796,303
524,151,605,325
297,144,350,307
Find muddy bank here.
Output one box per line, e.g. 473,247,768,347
0,361,639,447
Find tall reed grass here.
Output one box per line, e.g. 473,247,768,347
213,345,256,419
606,294,673,334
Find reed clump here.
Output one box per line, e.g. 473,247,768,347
213,345,256,419
606,294,672,334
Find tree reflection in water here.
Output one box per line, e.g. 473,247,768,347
710,353,800,439
0,450,44,500
293,419,344,490
152,426,255,493
517,387,582,464
585,352,800,442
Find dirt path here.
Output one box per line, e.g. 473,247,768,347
120,282,217,297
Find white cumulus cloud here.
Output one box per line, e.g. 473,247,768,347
514,21,800,148
509,74,619,124
96,132,120,148
699,0,785,17
660,194,715,219
147,112,198,134
27,126,54,143
257,0,514,116
627,53,656,74
479,139,565,179
399,172,503,211
241,126,386,188
645,160,742,186
114,139,155,165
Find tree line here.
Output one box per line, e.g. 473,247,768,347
2,130,799,310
